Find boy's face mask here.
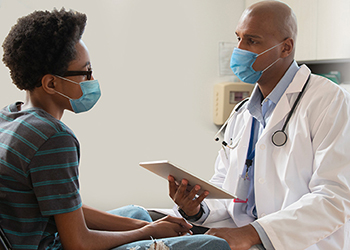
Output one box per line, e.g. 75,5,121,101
230,41,284,84
54,76,101,113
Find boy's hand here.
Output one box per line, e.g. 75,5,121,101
144,215,193,238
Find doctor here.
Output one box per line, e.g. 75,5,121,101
168,1,350,249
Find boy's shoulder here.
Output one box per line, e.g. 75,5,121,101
1,102,76,141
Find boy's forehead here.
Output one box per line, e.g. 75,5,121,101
68,41,91,70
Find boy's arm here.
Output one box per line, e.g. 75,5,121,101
82,204,148,231
55,207,147,250
55,206,192,250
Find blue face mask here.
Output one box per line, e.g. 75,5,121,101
54,76,101,113
230,41,284,84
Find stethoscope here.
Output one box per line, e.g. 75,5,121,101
214,74,310,148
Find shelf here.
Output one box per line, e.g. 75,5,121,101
297,58,350,65
297,59,350,84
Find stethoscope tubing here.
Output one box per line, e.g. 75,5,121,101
215,74,311,148
214,98,250,142
282,74,310,132
271,74,310,146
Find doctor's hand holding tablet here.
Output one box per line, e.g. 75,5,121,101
168,175,209,219
139,160,235,220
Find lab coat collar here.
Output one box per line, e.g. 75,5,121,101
285,64,311,94
259,64,311,140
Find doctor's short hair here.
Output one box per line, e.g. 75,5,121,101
2,8,87,91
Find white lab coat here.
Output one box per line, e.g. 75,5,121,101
202,65,350,250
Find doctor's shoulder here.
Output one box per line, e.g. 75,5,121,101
303,74,350,108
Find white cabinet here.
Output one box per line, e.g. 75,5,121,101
283,0,318,61
245,0,350,61
316,0,350,60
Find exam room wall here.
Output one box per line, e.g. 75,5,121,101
0,0,244,211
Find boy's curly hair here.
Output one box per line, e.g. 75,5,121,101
2,8,87,91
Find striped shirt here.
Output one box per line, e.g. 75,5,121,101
0,102,82,250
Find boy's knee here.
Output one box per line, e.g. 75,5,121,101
109,205,152,222
127,205,151,220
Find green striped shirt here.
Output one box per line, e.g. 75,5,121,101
0,102,82,250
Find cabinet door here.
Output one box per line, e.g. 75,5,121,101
283,0,318,61
317,0,350,60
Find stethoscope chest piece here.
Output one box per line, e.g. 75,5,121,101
272,130,287,147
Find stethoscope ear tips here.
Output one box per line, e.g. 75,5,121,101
215,137,219,141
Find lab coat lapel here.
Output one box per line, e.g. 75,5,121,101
220,99,252,198
232,85,259,178
231,108,253,183
260,65,311,139
230,108,256,226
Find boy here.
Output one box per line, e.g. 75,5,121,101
0,8,229,250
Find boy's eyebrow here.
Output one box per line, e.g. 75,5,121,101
80,61,91,69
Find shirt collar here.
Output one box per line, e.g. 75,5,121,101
248,60,299,112
266,60,299,105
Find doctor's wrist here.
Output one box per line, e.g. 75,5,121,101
178,205,203,222
243,224,262,246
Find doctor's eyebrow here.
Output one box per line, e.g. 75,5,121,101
235,32,262,40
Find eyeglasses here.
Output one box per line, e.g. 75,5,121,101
62,70,93,80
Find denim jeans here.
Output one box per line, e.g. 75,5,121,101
108,205,230,250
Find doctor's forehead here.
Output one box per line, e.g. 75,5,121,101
237,1,295,41
235,13,280,41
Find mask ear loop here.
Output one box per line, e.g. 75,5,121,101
262,58,281,73
257,41,285,57
258,41,285,73
53,75,77,100
54,90,73,100
55,75,79,85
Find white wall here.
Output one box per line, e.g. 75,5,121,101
0,0,245,211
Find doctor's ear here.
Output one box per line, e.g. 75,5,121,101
41,74,57,95
281,38,294,58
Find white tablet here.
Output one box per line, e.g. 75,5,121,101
139,160,235,199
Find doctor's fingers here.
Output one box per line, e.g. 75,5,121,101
177,188,207,215
168,175,180,199
195,190,209,204
181,190,208,212
186,184,204,201
171,179,194,206
175,179,190,198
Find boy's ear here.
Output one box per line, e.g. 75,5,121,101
41,74,57,95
